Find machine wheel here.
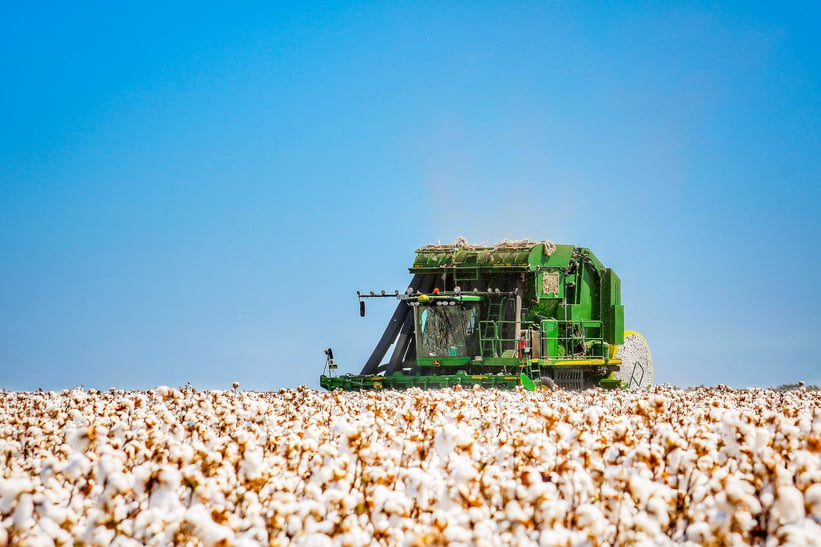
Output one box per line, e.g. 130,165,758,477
613,330,653,389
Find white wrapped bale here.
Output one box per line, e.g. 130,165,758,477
614,331,654,388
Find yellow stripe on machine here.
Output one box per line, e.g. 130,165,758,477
553,359,613,366
554,359,604,366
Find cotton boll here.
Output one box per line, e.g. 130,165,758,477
604,446,622,464
760,490,775,508
37,515,72,545
733,509,755,534
131,507,167,542
338,528,372,547
773,485,805,525
91,525,116,546
778,521,821,547
312,464,334,486
467,506,489,524
434,425,458,461
686,521,712,543
62,452,92,482
286,514,303,536
67,428,92,453
0,477,33,513
628,474,654,506
806,483,821,518
11,492,34,531
321,488,345,507
535,499,569,527
184,505,235,547
405,468,435,501
16,530,56,547
645,496,671,529
450,460,477,486
110,535,146,547
555,423,575,442
131,462,154,494
42,500,71,527
632,509,663,538
539,527,571,547
102,471,132,500
235,520,268,546
724,478,761,515
239,447,264,485
443,525,473,544
369,511,392,534
293,533,333,547
574,503,606,538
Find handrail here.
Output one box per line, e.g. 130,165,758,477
479,319,608,360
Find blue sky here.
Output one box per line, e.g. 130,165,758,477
2,1,819,390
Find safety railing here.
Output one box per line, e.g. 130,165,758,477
540,319,605,359
479,320,521,358
479,319,606,360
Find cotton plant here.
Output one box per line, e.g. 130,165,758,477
0,385,818,545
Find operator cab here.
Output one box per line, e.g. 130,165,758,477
413,298,481,358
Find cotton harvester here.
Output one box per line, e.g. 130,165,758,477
320,239,653,391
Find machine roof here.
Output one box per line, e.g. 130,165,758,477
410,239,576,271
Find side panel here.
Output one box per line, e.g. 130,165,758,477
602,268,621,306
543,245,574,268
606,305,624,345
541,319,559,356
602,269,624,345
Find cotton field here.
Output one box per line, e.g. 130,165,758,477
0,386,819,546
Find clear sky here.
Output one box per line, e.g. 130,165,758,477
2,1,819,391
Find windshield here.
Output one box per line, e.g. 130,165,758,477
415,302,480,358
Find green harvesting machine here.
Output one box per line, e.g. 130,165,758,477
320,239,653,391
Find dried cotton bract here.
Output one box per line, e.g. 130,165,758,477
0,385,819,545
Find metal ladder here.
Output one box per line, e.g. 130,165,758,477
479,299,505,357
528,362,542,384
